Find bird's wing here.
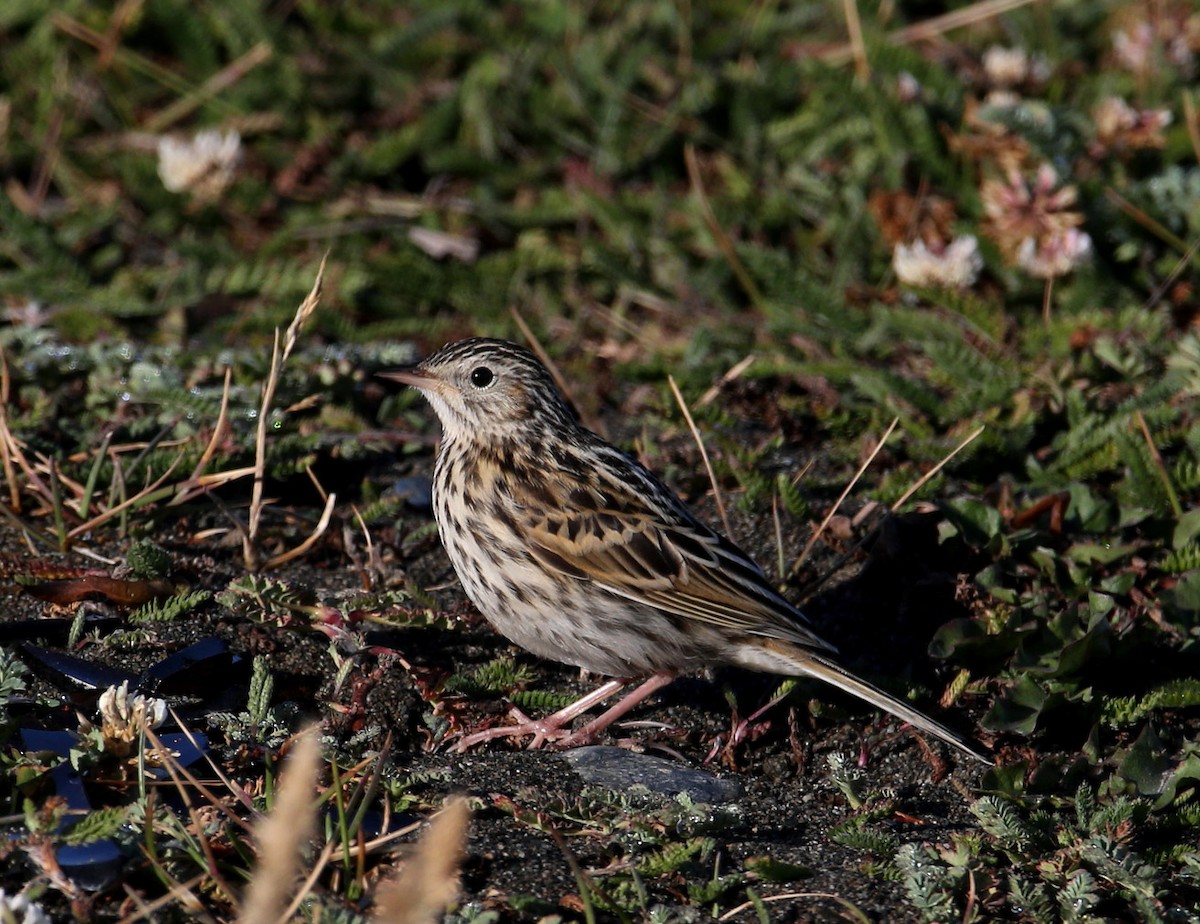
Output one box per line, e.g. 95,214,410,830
517,459,837,654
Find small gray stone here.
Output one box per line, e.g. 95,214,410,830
562,746,742,803
392,475,434,511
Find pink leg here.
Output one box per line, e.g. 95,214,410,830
553,671,677,748
450,671,677,752
731,683,795,747
451,678,629,752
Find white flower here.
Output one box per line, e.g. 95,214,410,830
892,235,983,289
983,46,1029,86
896,71,921,103
1016,229,1093,278
0,890,51,924
982,46,1050,88
98,681,168,757
157,129,241,199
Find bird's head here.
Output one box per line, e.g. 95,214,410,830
381,338,577,443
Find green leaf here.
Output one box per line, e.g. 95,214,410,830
744,855,812,882
983,675,1049,735
1116,724,1175,797
940,498,1004,551
1164,571,1200,626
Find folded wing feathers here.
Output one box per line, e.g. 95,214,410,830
525,484,834,651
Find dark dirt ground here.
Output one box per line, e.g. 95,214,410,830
3,425,1005,921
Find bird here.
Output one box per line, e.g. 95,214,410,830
382,338,990,762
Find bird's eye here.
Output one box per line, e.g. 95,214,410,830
469,366,495,388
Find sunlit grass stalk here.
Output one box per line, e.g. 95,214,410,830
668,373,730,537
795,418,898,571
77,431,112,521
244,253,327,571
1135,409,1181,517
48,459,67,551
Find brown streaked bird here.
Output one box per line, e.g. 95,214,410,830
383,338,990,762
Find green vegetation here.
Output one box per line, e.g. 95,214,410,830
1,0,1199,920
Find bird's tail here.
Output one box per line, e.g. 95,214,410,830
748,639,992,764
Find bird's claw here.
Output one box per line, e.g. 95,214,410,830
448,706,584,752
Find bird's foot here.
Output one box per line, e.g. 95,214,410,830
447,671,678,753
449,706,578,752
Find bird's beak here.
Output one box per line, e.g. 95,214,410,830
379,368,437,390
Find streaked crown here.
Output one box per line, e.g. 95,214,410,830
398,338,577,441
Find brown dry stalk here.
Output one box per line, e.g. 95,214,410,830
888,424,985,512
236,727,322,924
146,42,273,134
842,0,870,82
1183,91,1200,166
698,353,755,407
261,492,337,570
67,453,184,540
510,305,601,434
169,366,234,506
244,254,327,570
371,797,470,924
683,143,762,307
795,417,898,569
0,348,21,510
668,374,731,537
1135,409,1181,516
820,0,1038,67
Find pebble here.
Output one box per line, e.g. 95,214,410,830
562,746,742,803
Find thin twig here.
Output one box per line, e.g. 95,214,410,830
772,494,785,581
718,891,872,923
262,492,338,570
668,374,730,537
1182,90,1200,166
1141,233,1200,313
0,348,19,510
794,423,982,597
1105,187,1194,255
170,366,233,506
795,418,898,570
889,424,985,512
146,42,273,133
684,143,762,307
510,305,600,432
698,353,756,407
1134,409,1181,516
67,453,184,539
842,0,870,82
820,0,1038,66
371,797,470,923
245,254,327,569
1041,275,1054,325
142,728,238,914
118,873,209,923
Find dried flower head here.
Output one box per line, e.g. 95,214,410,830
1113,21,1156,76
157,129,241,199
1112,6,1200,78
1016,228,1092,279
1091,96,1173,153
950,97,1032,173
982,46,1051,89
981,165,1089,277
868,189,957,247
893,236,983,289
0,890,51,924
97,680,168,758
